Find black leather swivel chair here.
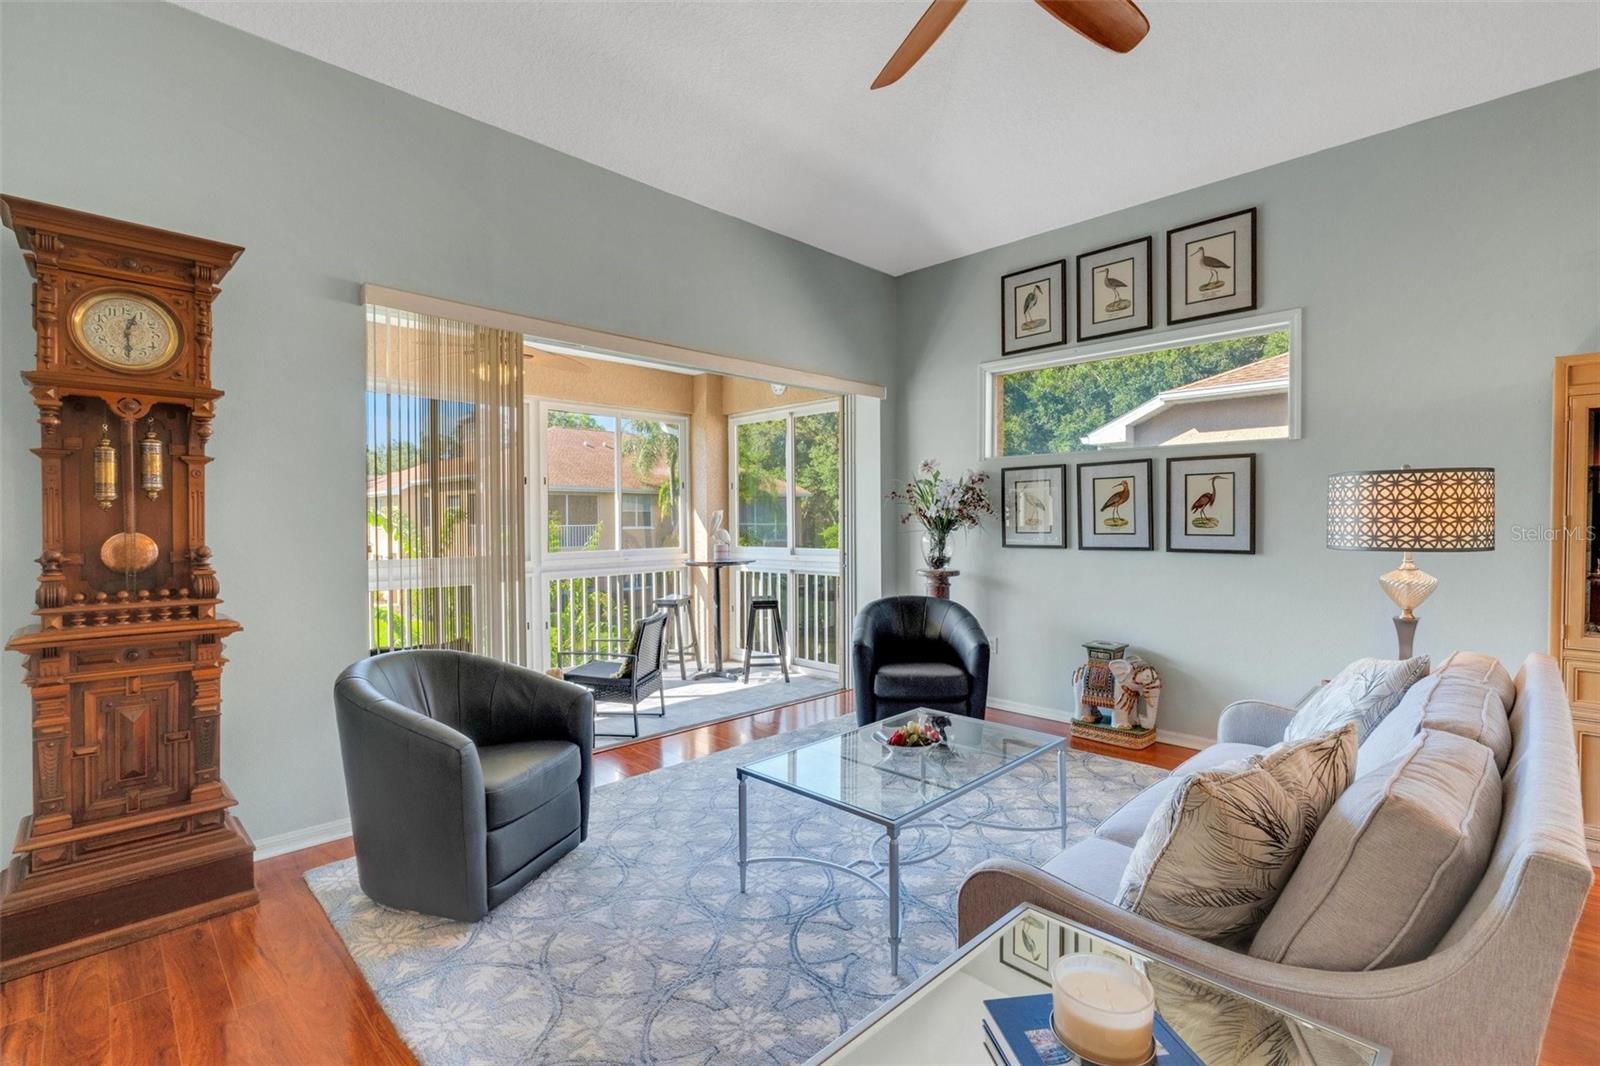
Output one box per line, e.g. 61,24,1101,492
851,596,991,727
333,650,594,922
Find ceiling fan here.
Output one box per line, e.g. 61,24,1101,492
872,0,1149,89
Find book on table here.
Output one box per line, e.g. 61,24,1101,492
981,992,1201,1066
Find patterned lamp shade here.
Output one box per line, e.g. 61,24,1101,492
1327,467,1495,552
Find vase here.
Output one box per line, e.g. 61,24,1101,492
920,530,951,570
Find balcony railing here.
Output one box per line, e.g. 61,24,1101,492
552,523,601,550
733,558,841,671
543,563,684,666
536,555,842,675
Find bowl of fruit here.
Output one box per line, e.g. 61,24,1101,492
875,717,945,750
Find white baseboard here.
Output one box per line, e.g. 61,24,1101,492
253,817,352,862
989,697,1213,752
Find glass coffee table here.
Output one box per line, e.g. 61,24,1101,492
736,710,1067,975
808,904,1390,1065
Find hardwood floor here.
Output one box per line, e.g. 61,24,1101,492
1,692,1594,1065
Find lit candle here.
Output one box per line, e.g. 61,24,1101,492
1051,953,1155,1066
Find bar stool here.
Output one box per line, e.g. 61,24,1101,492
742,597,790,684
655,591,700,680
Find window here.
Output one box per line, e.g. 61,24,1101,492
366,305,525,661
621,494,654,529
982,311,1300,458
735,417,788,548
732,402,841,553
542,405,685,557
794,410,840,549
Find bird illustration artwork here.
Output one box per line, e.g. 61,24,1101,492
1190,245,1231,293
1022,489,1049,531
1016,914,1044,962
1189,473,1230,529
1098,479,1132,529
1099,268,1131,316
1018,283,1046,333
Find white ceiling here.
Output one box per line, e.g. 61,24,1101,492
179,1,1600,276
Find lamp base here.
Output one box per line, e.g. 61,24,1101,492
1393,615,1419,659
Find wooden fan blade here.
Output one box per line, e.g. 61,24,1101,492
872,0,969,90
1033,0,1149,54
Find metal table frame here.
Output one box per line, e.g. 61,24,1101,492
685,558,745,681
736,730,1067,975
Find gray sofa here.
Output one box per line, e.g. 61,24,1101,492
958,653,1592,1065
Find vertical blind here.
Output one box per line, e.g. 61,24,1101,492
366,306,526,662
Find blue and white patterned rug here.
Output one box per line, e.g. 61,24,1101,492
305,716,1167,1065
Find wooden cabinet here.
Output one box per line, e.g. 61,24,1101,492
1550,354,1600,865
0,197,254,980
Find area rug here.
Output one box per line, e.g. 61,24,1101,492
592,666,840,751
305,716,1168,1065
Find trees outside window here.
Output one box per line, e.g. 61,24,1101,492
732,403,840,553
993,325,1294,456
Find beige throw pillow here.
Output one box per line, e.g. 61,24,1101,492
1284,656,1429,744
1116,727,1357,942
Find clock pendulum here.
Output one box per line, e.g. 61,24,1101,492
98,409,160,579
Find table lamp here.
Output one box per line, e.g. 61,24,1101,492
1327,465,1495,658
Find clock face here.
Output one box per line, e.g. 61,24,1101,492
71,292,180,371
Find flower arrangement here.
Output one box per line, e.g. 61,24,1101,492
890,461,994,570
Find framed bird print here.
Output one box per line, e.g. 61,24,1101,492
1077,458,1153,550
1001,259,1067,355
1002,464,1068,548
997,908,1064,984
1167,208,1257,324
1166,453,1256,554
1076,236,1152,342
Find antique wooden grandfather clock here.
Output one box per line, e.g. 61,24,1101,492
0,196,255,979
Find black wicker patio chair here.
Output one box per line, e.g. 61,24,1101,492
557,609,670,739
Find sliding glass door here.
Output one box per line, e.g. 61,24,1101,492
730,401,843,672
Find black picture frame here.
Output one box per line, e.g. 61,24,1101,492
1001,464,1069,548
1077,458,1154,551
1001,259,1067,356
1166,208,1258,325
997,909,1057,984
1165,453,1257,555
1076,236,1153,343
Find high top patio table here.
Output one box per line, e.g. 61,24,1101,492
685,557,746,681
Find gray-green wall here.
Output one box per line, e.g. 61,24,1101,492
3,2,1597,847
0,2,896,844
892,70,1600,738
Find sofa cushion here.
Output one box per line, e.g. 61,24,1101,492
479,739,581,829
1284,656,1429,744
1357,674,1513,777
1041,836,1134,903
1116,757,1309,943
1095,743,1263,847
872,662,969,701
1250,730,1502,970
1433,650,1516,709
1414,674,1512,771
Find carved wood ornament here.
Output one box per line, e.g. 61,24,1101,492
0,196,256,980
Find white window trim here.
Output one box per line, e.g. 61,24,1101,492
978,308,1303,461
535,398,691,572
728,399,842,560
